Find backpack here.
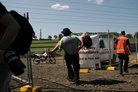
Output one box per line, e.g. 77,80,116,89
0,10,35,55
83,35,92,48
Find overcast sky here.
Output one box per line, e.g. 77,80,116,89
1,0,138,38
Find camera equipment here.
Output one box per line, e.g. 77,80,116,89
4,49,26,76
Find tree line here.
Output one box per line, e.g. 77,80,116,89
34,31,138,40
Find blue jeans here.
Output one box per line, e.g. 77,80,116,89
118,54,129,74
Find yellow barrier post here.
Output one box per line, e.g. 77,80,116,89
32,86,42,92
20,85,32,92
132,60,138,63
79,69,89,73
107,66,116,70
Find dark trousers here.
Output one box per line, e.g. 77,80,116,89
118,54,129,74
64,53,80,82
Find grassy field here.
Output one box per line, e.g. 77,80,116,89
30,39,58,53
30,38,136,53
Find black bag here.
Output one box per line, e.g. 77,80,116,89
0,10,34,76
83,35,92,48
0,10,35,55
10,10,35,55
4,49,26,76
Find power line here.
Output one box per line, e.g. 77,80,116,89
47,0,138,11
29,12,138,22
30,17,137,25
2,2,137,25
7,5,138,20
2,1,138,20
30,20,138,28
30,13,137,22
2,1,138,16
1,1,138,32
2,0,138,10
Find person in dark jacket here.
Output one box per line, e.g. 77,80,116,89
0,2,20,92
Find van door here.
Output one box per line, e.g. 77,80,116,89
99,39,109,62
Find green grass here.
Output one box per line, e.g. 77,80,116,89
32,40,58,44
30,39,137,53
30,39,58,52
31,44,56,47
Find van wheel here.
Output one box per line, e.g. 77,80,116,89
111,54,116,63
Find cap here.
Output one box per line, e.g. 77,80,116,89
61,28,72,36
121,31,125,35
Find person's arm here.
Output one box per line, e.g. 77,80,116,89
126,39,131,54
49,42,60,53
0,13,20,52
78,37,84,50
0,3,20,63
78,33,87,50
114,38,118,50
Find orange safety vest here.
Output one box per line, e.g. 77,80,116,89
116,36,129,54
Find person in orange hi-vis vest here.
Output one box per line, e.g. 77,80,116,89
114,31,130,76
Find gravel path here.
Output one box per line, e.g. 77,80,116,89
10,54,138,92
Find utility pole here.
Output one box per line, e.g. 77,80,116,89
108,29,111,65
24,12,34,87
40,29,42,40
135,31,138,61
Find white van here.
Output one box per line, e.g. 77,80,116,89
99,34,117,65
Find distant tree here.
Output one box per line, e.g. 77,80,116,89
54,35,57,39
134,32,138,38
72,33,78,36
48,35,52,40
94,32,98,35
126,33,133,38
110,32,119,36
86,32,91,35
78,32,83,36
87,32,93,36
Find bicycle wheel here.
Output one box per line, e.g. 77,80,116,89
49,55,56,64
33,57,40,65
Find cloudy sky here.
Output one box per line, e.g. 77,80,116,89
1,0,138,38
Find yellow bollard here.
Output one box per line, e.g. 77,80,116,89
132,60,138,63
79,69,89,73
20,85,32,92
32,86,42,92
107,66,116,70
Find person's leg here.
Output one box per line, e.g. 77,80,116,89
118,54,123,75
124,54,129,73
0,63,12,92
64,54,74,80
72,53,80,83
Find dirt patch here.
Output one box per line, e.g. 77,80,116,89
10,54,138,92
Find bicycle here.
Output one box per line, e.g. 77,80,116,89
33,49,56,65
